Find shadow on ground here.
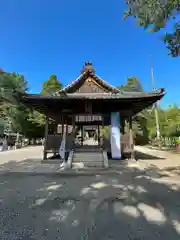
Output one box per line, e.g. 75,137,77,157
0,158,63,174
161,166,180,178
135,151,165,160
1,162,180,239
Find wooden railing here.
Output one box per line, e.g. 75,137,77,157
151,136,180,148
45,134,62,153
43,133,76,159
102,134,132,154
121,134,132,153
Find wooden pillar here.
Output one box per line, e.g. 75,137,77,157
129,114,135,160
98,125,100,146
102,114,104,149
121,117,125,135
66,122,68,134
81,125,84,146
62,115,64,136
43,116,48,160
66,121,68,152
72,115,76,134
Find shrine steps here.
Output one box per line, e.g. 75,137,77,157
72,148,105,168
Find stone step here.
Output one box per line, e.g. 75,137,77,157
73,160,104,164
73,155,103,158
84,164,104,167
72,163,104,169
73,156,103,160
73,157,103,161
73,153,103,158
72,150,104,168
73,155,103,161
74,151,102,154
79,159,103,163
74,162,104,167
75,148,102,153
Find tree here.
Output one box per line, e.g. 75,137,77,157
41,74,63,95
163,105,180,136
123,77,144,92
0,72,28,134
20,111,45,140
0,71,44,139
120,76,151,143
145,104,180,138
0,72,27,94
0,71,63,141
0,119,5,136
124,0,180,57
116,77,147,143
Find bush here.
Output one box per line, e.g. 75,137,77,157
135,134,149,145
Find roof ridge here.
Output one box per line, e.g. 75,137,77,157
53,71,120,95
52,72,86,96
94,73,119,91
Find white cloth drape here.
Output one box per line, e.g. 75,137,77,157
59,126,66,160
110,112,121,159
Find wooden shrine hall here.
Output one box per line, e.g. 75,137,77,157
20,62,165,168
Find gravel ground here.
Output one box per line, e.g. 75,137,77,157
1,146,180,239
1,170,180,240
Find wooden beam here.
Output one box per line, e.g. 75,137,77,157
98,125,100,146
81,126,83,146
121,117,125,135
102,114,104,149
129,114,135,160
62,115,65,136
43,116,49,160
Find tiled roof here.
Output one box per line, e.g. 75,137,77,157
23,88,165,100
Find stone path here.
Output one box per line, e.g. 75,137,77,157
0,146,43,162
135,145,180,169
0,146,62,173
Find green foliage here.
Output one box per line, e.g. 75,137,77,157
21,111,45,139
0,118,5,136
0,72,28,134
119,77,147,142
123,77,144,92
119,77,180,141
41,74,63,95
146,105,180,138
0,71,64,140
0,71,45,139
164,23,180,57
0,72,28,93
101,126,111,139
124,0,180,57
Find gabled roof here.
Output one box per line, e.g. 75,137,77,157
23,88,165,100
53,70,120,95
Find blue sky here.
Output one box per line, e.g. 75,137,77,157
0,0,179,107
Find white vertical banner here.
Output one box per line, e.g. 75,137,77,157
110,112,121,159
59,125,66,160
